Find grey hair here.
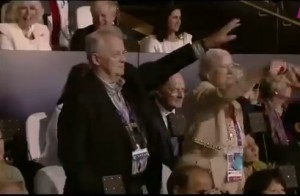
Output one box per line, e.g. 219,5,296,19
90,1,119,16
199,49,231,81
5,1,44,24
85,25,124,61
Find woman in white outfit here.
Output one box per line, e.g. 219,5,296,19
0,1,51,50
140,6,192,53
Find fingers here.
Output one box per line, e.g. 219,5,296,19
221,18,241,34
225,34,237,42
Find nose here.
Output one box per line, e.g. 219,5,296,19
120,53,126,63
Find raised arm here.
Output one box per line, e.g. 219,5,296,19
138,19,241,92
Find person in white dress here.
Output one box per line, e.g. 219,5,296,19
140,6,192,53
0,1,51,51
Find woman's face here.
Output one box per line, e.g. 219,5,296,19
263,180,286,194
17,2,40,29
167,9,181,33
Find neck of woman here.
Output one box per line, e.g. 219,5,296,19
166,31,178,42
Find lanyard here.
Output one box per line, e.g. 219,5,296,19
116,102,148,151
228,104,243,148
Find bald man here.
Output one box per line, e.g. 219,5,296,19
151,73,186,170
167,165,214,194
70,1,140,51
178,49,282,193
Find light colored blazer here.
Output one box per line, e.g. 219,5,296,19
39,104,62,166
179,79,256,194
0,23,51,51
139,32,192,53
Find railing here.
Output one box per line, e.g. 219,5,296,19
240,0,300,26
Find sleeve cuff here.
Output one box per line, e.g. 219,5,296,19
191,40,207,59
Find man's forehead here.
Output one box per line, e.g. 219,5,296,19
93,1,116,12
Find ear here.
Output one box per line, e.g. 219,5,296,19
294,123,300,133
91,53,101,66
206,73,211,81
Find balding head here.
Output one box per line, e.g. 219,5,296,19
90,1,119,27
157,73,186,111
199,49,235,87
167,165,213,194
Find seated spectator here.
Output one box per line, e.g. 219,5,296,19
243,134,268,179
0,0,51,50
0,130,28,193
167,165,214,194
140,6,192,53
257,72,298,165
70,1,139,52
39,63,89,167
244,169,286,194
0,181,26,194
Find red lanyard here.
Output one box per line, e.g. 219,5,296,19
49,0,61,46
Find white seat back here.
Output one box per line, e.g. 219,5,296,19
161,164,172,194
25,112,48,161
1,3,8,23
76,6,92,29
34,166,66,194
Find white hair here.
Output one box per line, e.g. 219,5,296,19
90,1,119,16
85,25,124,61
199,49,231,80
5,1,44,24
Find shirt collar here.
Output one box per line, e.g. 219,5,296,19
96,74,125,95
155,99,175,116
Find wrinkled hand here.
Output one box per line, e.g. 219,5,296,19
203,18,241,48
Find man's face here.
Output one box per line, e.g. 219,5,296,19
92,1,116,28
208,52,235,87
176,169,213,194
244,135,259,163
158,74,186,110
93,35,126,82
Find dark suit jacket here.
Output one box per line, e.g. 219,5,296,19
70,24,141,52
57,44,198,194
149,95,182,170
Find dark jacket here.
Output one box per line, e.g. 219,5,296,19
70,24,141,52
57,44,198,194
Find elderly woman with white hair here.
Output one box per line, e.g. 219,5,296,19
178,49,284,194
0,0,51,50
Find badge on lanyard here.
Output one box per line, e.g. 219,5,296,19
132,146,149,175
226,151,243,183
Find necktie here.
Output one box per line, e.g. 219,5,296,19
166,113,175,135
49,0,61,46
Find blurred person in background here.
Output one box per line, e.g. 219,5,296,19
243,134,268,179
70,1,139,52
0,0,51,50
0,130,28,194
0,181,26,194
140,6,192,53
166,165,214,194
244,169,286,194
179,50,285,193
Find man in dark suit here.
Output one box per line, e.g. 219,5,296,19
70,1,141,52
58,19,241,194
151,73,186,170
